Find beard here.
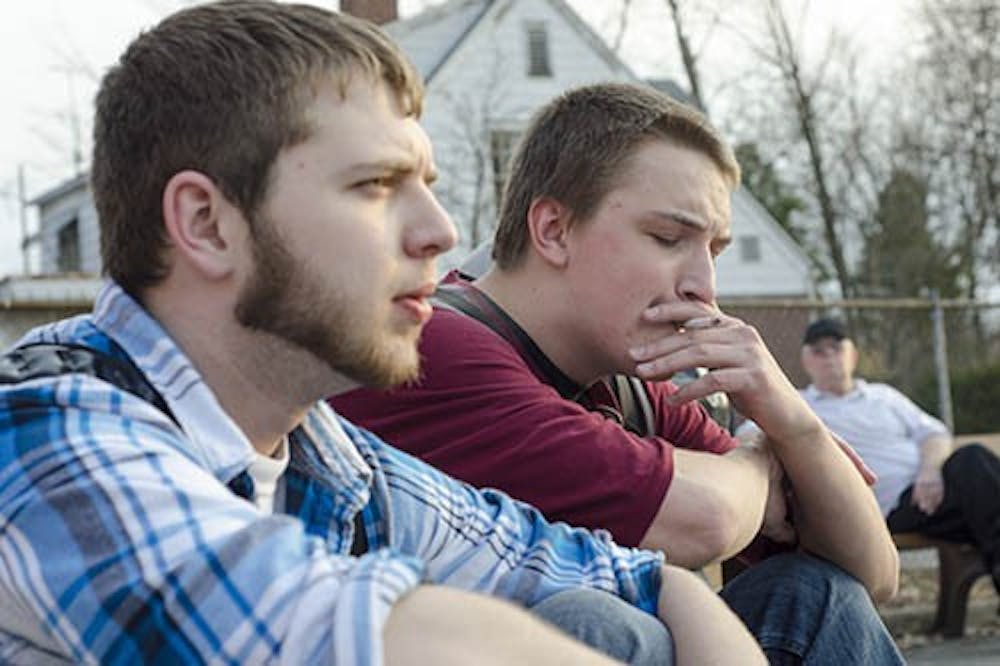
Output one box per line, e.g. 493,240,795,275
234,214,421,389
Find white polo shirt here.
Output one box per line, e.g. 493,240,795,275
800,380,950,516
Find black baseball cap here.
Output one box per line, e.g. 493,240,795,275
803,318,848,345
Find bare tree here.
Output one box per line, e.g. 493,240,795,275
719,0,898,299
664,0,707,111
430,42,521,260
912,0,1000,311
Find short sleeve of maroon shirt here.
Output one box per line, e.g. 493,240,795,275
331,307,737,547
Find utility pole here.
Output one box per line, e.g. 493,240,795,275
66,71,84,175
17,164,30,276
929,289,954,431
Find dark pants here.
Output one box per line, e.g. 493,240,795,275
887,443,1000,590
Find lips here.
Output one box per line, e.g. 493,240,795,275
393,283,436,324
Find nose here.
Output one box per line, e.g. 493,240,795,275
675,246,717,305
404,183,459,259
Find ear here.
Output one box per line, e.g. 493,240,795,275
845,339,860,369
162,170,244,281
526,196,572,269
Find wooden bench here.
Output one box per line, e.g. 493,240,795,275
890,434,999,637
892,532,989,637
709,436,1000,631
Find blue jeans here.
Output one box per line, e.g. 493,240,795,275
532,588,674,665
721,553,904,665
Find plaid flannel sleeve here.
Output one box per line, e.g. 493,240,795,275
0,375,424,666
352,421,664,616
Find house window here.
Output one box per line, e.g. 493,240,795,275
491,129,520,207
739,235,762,263
526,23,552,77
57,218,81,272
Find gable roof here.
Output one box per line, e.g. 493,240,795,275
387,0,638,84
385,0,491,81
388,0,816,288
29,172,88,208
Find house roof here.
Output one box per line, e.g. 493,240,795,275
387,0,638,84
385,0,492,81
29,172,88,207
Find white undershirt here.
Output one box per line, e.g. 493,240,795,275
247,438,290,513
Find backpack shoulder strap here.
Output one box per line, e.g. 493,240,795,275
433,281,581,399
609,375,656,437
433,282,656,436
1,342,372,553
0,342,176,424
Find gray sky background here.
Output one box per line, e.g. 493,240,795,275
0,0,909,278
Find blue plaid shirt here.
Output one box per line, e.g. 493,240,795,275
0,281,663,665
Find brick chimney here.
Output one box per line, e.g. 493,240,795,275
340,0,398,25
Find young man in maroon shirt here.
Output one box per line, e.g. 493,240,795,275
333,82,903,663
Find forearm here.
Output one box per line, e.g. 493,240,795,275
768,424,899,600
656,565,765,665
641,446,770,567
918,434,952,472
385,586,618,666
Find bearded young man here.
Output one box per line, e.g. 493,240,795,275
0,3,764,665
333,82,906,664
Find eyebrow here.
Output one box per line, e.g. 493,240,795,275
648,208,707,230
350,158,438,184
647,209,732,245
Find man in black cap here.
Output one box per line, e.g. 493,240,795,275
797,317,1000,594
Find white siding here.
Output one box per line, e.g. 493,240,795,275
38,185,100,275
715,189,813,298
405,0,815,297
415,0,631,269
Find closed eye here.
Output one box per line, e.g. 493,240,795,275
354,174,401,194
650,234,680,248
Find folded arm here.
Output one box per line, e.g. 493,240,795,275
385,586,619,666
632,307,899,600
640,444,772,567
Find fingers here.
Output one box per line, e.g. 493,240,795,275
630,318,752,384
631,311,742,363
829,432,878,486
664,367,742,406
643,302,723,326
635,347,745,386
678,315,723,332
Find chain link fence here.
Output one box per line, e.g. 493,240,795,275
722,297,1000,435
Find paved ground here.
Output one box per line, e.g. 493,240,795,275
904,635,1000,664
883,546,999,665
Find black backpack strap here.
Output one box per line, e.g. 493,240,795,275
0,343,177,425
0,342,372,553
609,375,656,437
433,282,656,437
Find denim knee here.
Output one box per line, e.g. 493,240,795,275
721,553,902,665
531,588,674,666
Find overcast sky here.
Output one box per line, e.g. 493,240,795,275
0,0,910,277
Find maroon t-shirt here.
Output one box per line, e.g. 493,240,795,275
332,280,737,547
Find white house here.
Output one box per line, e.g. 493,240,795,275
24,0,815,302
28,172,100,276
1,174,100,347
377,0,815,298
